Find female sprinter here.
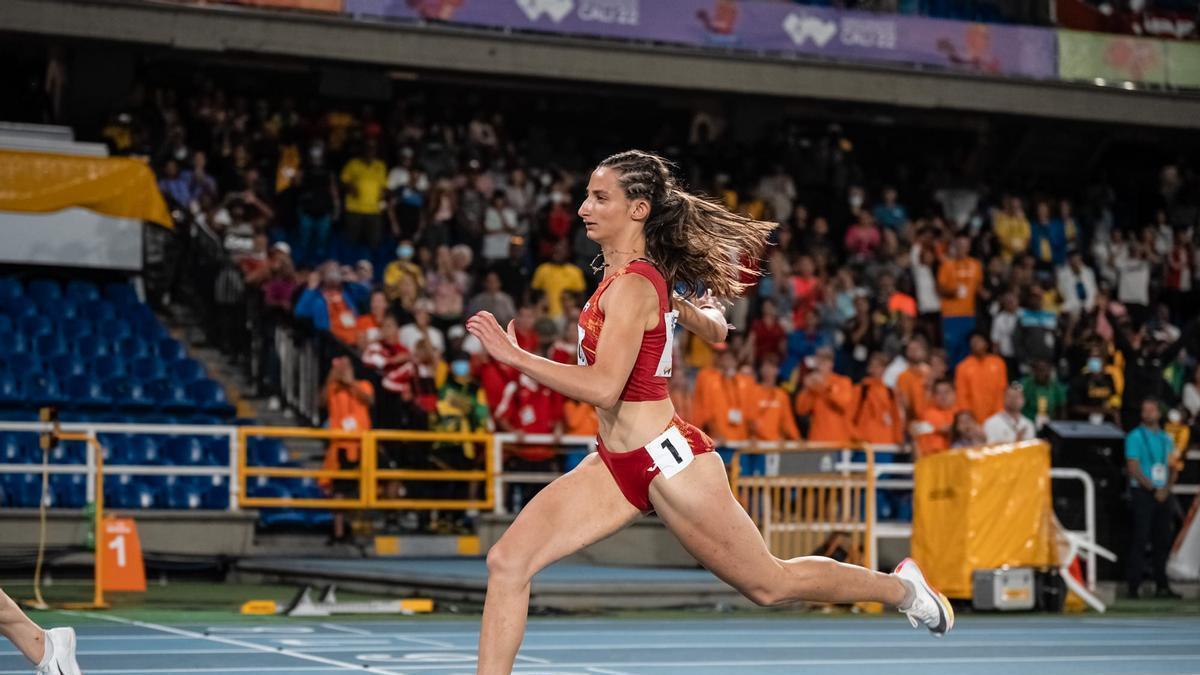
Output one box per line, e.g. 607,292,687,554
466,150,952,674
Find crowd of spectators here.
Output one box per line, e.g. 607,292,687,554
98,73,1200,515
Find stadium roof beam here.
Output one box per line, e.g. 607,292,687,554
3,0,1198,130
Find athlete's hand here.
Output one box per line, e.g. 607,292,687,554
466,311,521,366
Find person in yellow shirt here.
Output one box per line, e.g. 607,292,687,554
937,233,983,367
383,240,425,301
993,195,1030,262
530,241,586,321
795,347,855,444
340,139,388,249
954,332,1008,423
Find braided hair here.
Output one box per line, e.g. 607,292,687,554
597,149,776,299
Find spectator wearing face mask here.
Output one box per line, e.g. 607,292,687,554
1070,346,1119,424
384,240,425,302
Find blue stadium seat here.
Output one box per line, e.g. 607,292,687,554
115,338,150,361
0,332,29,356
0,277,21,306
49,354,88,380
106,377,156,411
50,473,87,508
4,302,37,319
158,341,188,365
205,479,230,509
1,433,32,464
2,355,42,377
169,359,205,383
130,356,167,381
23,372,66,407
167,436,207,465
81,301,117,323
146,378,194,411
33,333,67,358
189,380,234,416
42,299,80,321
27,280,62,307
0,372,22,405
104,282,139,307
125,435,163,465
4,474,45,508
67,318,95,340
164,483,206,510
50,440,87,465
65,280,100,304
248,438,288,466
20,315,53,337
74,339,111,359
204,437,230,466
0,315,10,335
66,374,112,408
92,356,127,380
97,320,133,342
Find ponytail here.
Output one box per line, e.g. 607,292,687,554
598,150,776,298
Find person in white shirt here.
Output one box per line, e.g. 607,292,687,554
1057,248,1098,318
984,384,1038,444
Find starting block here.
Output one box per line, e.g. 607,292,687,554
273,585,433,617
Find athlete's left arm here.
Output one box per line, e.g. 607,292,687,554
672,291,729,344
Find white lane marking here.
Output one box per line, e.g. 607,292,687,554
321,622,374,636
58,611,405,675
586,667,640,675
394,635,457,649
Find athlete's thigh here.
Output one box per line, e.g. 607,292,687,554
494,453,642,574
648,453,781,589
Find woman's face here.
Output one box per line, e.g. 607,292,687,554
579,167,642,244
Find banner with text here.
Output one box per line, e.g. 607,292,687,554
345,0,1057,80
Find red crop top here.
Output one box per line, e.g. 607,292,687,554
577,259,677,402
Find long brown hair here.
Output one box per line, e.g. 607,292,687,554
597,150,776,298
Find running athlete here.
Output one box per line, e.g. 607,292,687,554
0,587,81,674
466,150,952,674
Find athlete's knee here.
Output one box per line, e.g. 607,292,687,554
485,541,532,586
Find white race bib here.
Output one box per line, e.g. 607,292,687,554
646,425,693,480
577,324,587,366
654,310,679,377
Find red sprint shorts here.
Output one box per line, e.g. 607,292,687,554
595,415,715,512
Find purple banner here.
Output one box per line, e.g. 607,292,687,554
344,0,1057,80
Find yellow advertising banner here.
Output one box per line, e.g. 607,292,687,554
912,441,1057,599
0,150,172,229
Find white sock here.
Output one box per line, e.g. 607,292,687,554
35,629,53,668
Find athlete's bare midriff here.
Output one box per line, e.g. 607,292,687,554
596,396,676,453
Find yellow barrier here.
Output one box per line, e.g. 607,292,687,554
236,426,494,511
730,442,875,569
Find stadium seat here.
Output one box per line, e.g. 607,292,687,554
1,433,32,464
248,438,289,466
65,280,101,304
166,436,206,465
130,356,167,381
82,301,117,323
125,435,163,465
189,380,234,416
0,373,22,406
66,374,112,408
147,378,195,411
74,339,111,359
169,359,205,383
93,356,127,380
104,282,139,307
33,333,67,357
0,277,21,306
98,320,133,342
27,280,62,306
115,338,151,360
20,315,53,337
155,339,186,363
0,332,29,356
50,354,89,380
3,355,42,378
51,440,87,465
22,371,66,407
0,315,11,335
164,483,206,510
50,473,87,508
42,299,80,321
107,377,156,411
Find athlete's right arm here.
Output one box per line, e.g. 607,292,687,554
466,274,658,410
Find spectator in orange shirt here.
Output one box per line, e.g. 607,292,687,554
692,349,757,462
749,355,801,443
355,290,390,349
853,353,903,446
795,347,854,444
937,232,983,367
896,339,931,421
911,379,958,459
320,356,374,543
954,332,1008,423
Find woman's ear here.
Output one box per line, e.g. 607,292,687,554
629,198,651,222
